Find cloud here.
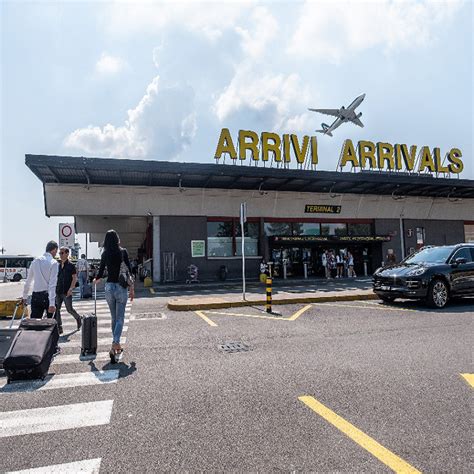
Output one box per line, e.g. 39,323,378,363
102,1,255,41
64,76,196,159
288,0,462,62
213,6,313,133
95,52,127,75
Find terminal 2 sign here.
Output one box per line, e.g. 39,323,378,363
214,128,464,175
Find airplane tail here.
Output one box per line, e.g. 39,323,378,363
316,123,333,137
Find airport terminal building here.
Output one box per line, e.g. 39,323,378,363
26,153,474,283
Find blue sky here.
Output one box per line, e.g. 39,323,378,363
1,0,472,258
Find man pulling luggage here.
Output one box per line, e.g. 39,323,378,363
22,240,59,318
56,246,82,334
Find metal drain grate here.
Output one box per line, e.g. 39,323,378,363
133,312,167,320
218,342,251,353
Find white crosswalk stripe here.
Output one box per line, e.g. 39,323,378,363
52,352,111,365
7,458,102,473
0,370,119,393
0,400,114,438
60,336,127,348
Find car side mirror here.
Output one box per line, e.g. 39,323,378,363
453,257,467,266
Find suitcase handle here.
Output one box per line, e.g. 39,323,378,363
94,282,97,315
10,302,27,329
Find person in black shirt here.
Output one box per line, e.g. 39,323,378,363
94,229,134,361
56,247,82,334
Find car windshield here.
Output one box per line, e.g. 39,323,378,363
404,247,453,264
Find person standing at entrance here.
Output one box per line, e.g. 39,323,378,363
22,241,59,318
347,251,356,277
76,254,89,298
336,252,344,278
321,250,330,279
94,230,134,360
56,247,82,334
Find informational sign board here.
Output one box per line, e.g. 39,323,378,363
191,240,205,258
59,223,75,248
305,204,341,214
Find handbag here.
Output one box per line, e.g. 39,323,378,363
118,250,134,289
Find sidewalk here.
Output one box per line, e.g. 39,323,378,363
166,277,378,311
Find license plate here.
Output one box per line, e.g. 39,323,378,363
380,285,391,291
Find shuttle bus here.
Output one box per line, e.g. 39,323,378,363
0,255,34,282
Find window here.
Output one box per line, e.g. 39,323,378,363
235,222,259,256
416,227,425,246
450,248,472,263
321,223,347,236
264,222,292,236
348,223,372,236
208,220,260,257
207,222,234,257
292,223,321,236
465,224,474,243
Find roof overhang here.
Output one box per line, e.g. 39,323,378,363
26,154,474,199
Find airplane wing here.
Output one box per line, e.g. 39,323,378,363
350,117,364,128
308,108,340,118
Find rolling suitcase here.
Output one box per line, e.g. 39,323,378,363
3,315,59,383
81,284,97,356
0,303,27,370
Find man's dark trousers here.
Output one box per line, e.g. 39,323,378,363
30,291,55,319
56,293,81,329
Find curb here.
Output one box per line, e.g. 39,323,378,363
167,293,379,311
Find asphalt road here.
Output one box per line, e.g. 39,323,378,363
0,294,472,473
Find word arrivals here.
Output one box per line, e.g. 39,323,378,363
339,140,464,174
215,128,318,165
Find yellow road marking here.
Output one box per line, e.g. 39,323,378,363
460,373,474,388
206,304,312,322
288,304,312,321
316,302,415,313
195,311,217,327
299,396,421,473
206,311,285,321
149,288,156,294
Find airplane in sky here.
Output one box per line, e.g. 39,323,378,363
309,93,365,137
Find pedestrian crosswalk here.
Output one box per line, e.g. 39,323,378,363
0,296,133,473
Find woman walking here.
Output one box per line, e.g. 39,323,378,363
93,229,134,362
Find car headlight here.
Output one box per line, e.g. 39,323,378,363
407,267,426,276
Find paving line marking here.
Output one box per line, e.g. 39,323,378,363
52,352,110,365
299,396,421,474
288,304,312,321
7,458,102,474
61,319,129,329
195,311,217,327
60,337,126,348
0,400,114,438
0,370,119,393
460,373,474,388
206,304,312,321
315,303,416,313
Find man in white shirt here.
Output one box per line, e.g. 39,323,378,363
22,241,59,319
76,253,89,298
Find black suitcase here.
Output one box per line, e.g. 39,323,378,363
81,284,97,356
4,318,59,383
0,303,26,369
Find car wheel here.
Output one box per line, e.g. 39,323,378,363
379,295,396,303
427,279,449,308
12,273,22,282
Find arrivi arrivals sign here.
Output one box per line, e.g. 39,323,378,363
59,223,75,248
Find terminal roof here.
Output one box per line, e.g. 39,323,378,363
26,154,474,199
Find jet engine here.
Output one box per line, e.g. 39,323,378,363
357,112,362,118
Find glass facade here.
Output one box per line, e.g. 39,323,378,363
207,220,260,257
320,223,348,236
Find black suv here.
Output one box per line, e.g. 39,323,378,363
373,243,474,308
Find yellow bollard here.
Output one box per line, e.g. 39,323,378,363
144,276,153,287
266,277,272,314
